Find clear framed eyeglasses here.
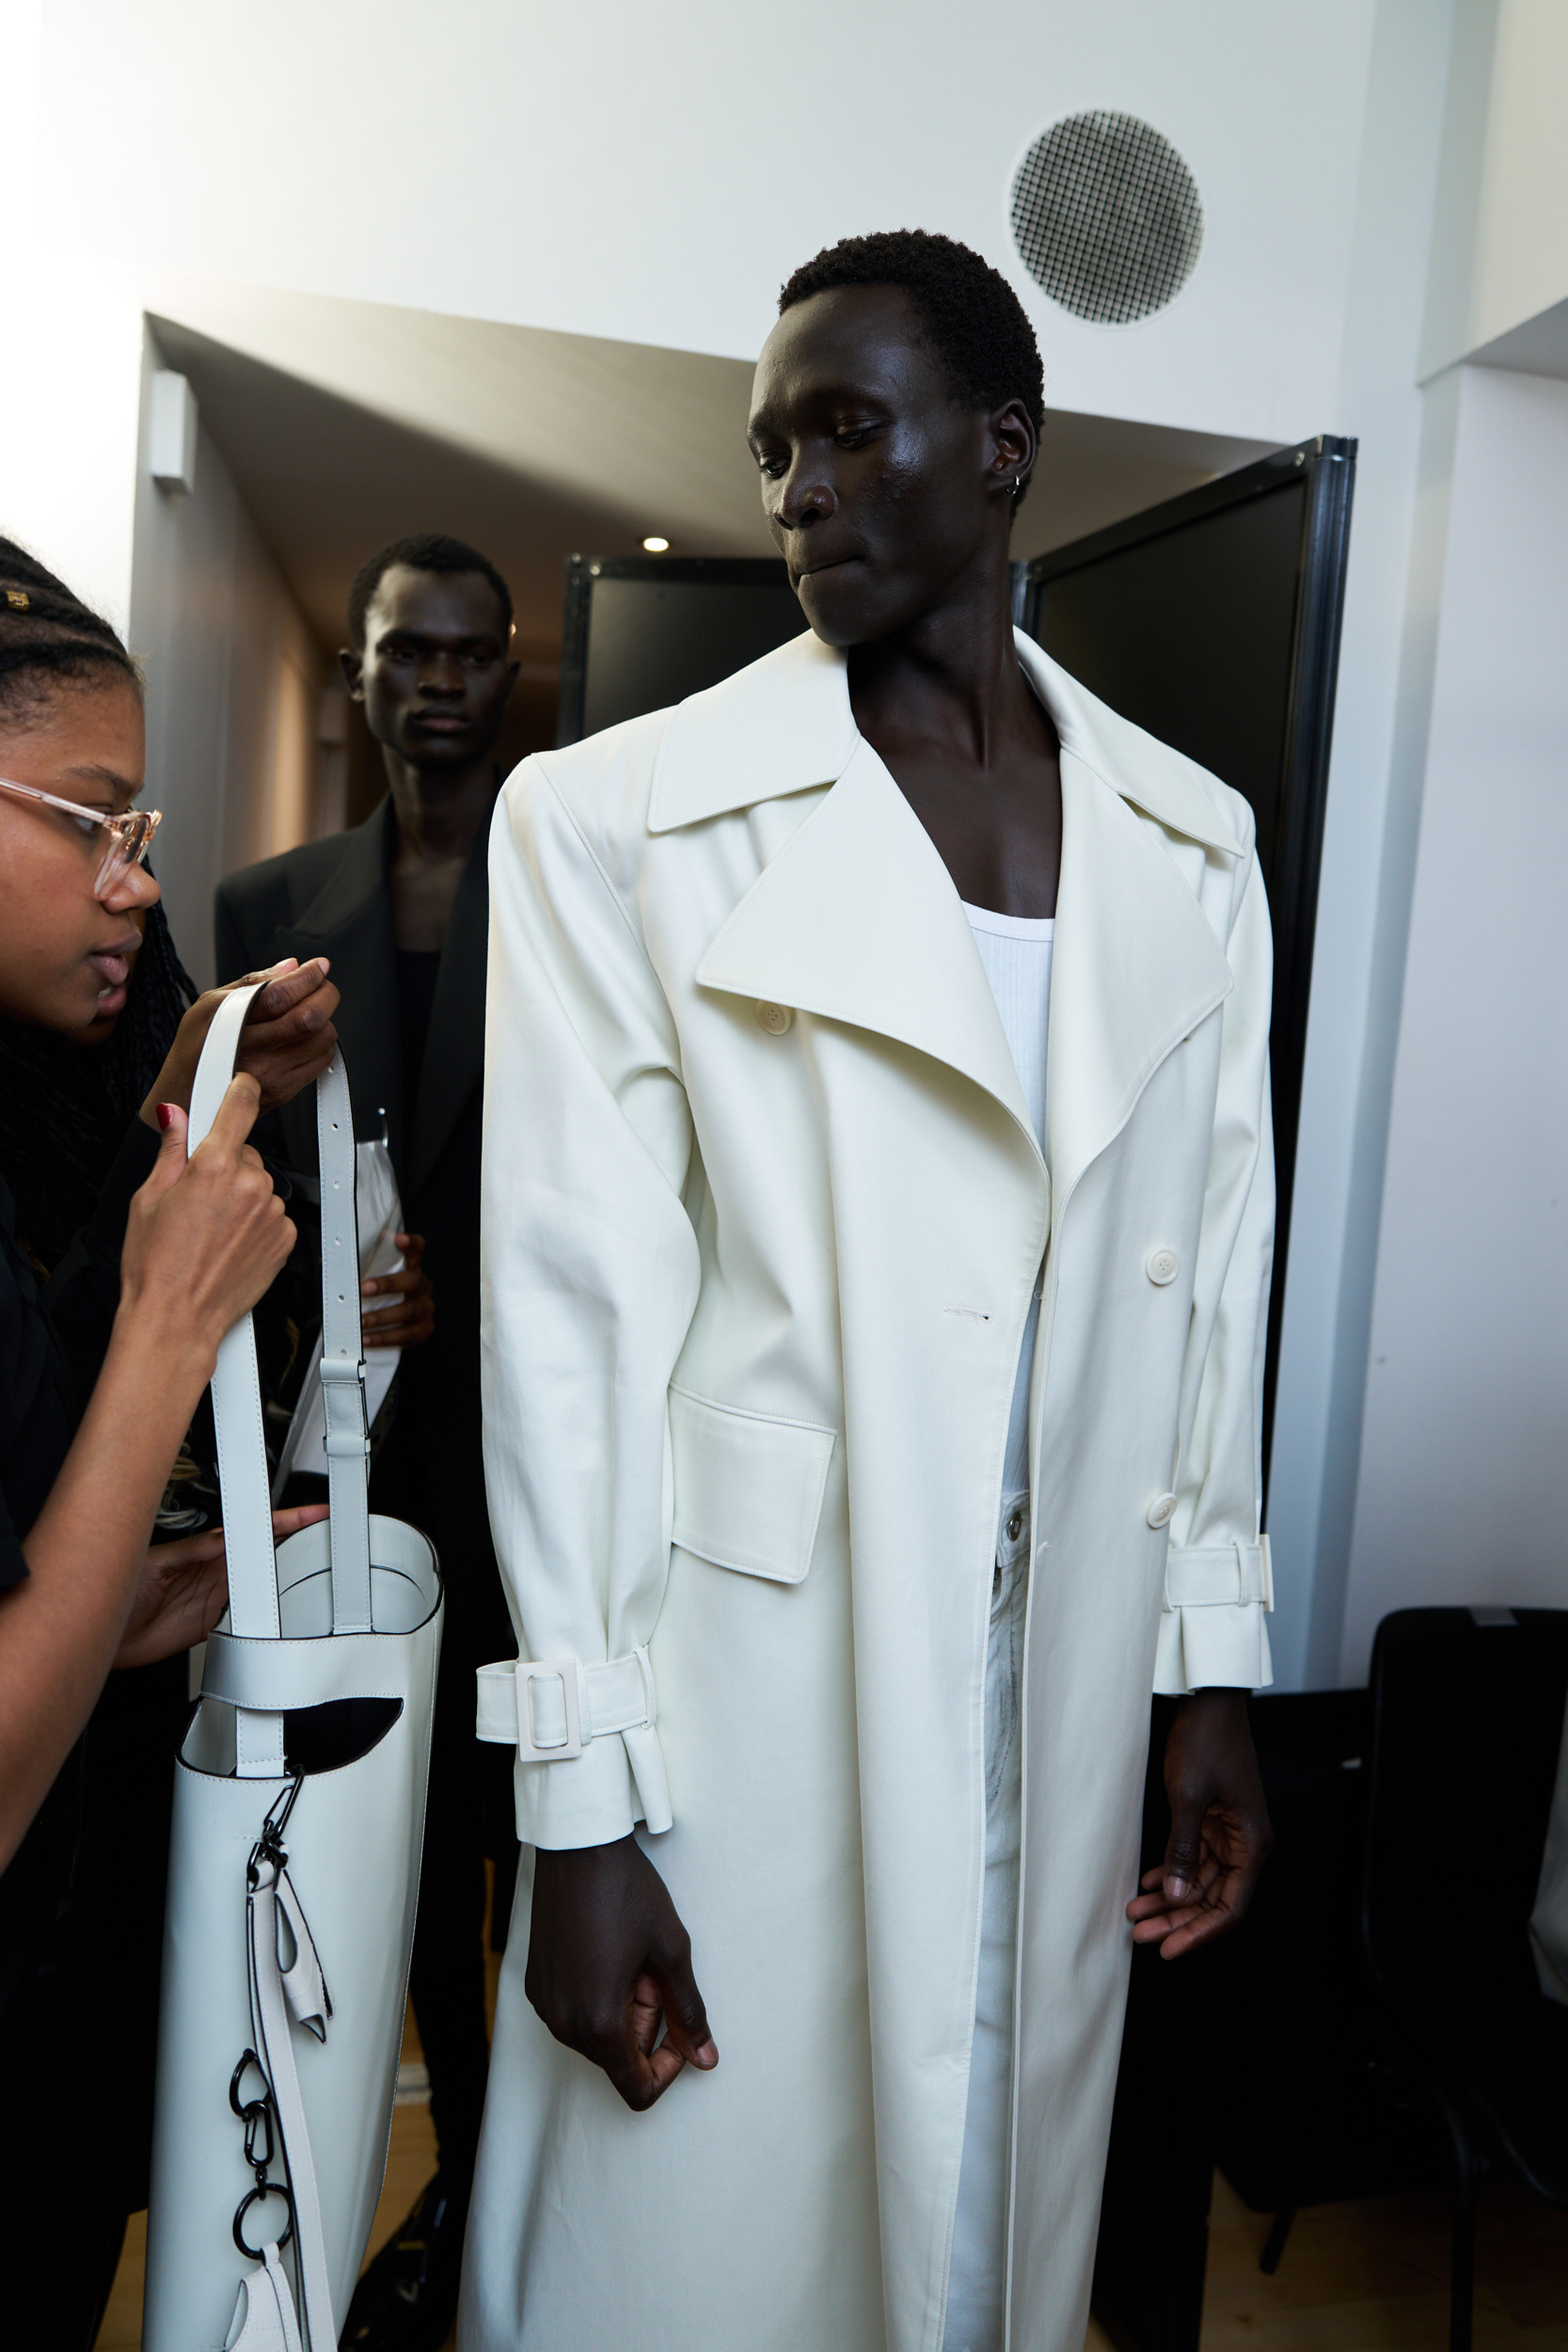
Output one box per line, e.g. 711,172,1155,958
0,776,163,900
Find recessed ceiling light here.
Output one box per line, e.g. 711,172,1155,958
642,535,670,552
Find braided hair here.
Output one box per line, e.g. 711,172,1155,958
0,537,195,1271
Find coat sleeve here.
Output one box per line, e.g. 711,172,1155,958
480,757,702,1849
1153,842,1276,1693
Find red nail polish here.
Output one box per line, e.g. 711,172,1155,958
156,1103,177,1132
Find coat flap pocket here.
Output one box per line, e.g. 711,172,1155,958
669,1388,835,1585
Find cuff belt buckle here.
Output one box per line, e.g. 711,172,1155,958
516,1660,583,1762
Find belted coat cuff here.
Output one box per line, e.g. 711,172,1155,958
511,1724,644,1852
1153,1545,1274,1692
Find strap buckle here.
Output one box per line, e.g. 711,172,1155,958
515,1661,582,1762
320,1354,371,1458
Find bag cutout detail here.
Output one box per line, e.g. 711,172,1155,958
285,1696,404,1777
669,1387,835,1585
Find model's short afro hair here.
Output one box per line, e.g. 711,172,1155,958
778,229,1044,505
348,532,515,648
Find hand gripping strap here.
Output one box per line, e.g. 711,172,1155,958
187,993,373,1776
190,990,284,1773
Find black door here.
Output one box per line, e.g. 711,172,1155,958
1022,440,1357,2352
1021,436,1356,1470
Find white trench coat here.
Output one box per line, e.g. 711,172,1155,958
463,629,1275,2352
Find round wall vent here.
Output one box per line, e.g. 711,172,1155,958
1010,110,1202,325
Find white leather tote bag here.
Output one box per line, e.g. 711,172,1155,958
144,988,443,2352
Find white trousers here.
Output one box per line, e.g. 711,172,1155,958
942,1504,1028,2352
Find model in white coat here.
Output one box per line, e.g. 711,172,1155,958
464,231,1275,2352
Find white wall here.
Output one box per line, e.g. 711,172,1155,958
130,334,324,987
40,0,1378,448
1422,0,1568,374
1263,0,1465,1686
1338,363,1568,1677
0,0,321,986
0,2,142,631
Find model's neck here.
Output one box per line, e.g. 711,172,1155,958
847,569,1026,770
382,752,497,865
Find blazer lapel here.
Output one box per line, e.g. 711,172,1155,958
405,809,491,1201
275,799,404,1166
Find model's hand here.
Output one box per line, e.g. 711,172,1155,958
1126,1689,1272,1960
361,1233,435,1350
527,1835,718,2110
114,1504,328,1670
141,958,340,1123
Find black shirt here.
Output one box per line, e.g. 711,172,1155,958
0,1179,76,1594
0,1120,159,2010
396,948,443,1132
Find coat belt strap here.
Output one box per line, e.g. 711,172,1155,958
1164,1534,1273,1610
475,1648,657,1763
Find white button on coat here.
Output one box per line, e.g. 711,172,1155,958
1145,1247,1180,1286
756,1001,793,1033
1146,1491,1178,1529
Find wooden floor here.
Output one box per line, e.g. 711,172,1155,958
1170,2169,1565,2349
102,2112,1568,2351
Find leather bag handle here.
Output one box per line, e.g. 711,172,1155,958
187,991,373,1724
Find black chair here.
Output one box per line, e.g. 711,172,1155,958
1261,1607,1568,2351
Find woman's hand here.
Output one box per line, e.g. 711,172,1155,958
1125,1689,1273,1960
141,958,340,1124
120,1077,296,1364
361,1233,435,1350
114,1503,329,1669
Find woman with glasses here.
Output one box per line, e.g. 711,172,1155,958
0,538,340,2344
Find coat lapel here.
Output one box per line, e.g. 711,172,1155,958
1044,749,1235,1209
682,629,1240,1185
405,809,491,1201
697,738,1037,1149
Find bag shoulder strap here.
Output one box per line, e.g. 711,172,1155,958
188,993,373,1665
310,1049,372,1632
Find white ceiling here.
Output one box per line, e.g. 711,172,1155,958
147,278,1275,665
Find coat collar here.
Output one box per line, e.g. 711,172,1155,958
648,626,1245,861
685,629,1238,1201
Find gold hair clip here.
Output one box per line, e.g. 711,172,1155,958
4,589,28,611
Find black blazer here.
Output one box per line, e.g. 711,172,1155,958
215,796,505,1637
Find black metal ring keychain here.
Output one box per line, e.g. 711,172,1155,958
229,2038,293,2256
